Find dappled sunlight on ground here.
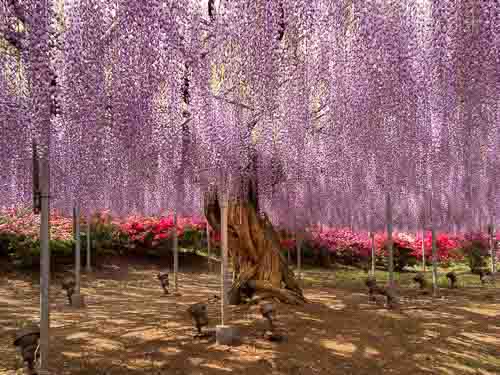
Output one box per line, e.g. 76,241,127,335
457,304,500,317
320,338,357,356
0,259,499,374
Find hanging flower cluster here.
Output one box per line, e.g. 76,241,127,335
0,1,498,233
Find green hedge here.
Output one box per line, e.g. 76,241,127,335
7,235,75,267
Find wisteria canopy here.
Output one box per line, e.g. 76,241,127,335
0,0,499,232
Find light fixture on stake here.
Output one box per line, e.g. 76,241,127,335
13,325,40,375
157,270,170,295
260,302,284,342
446,271,457,288
61,277,76,305
413,273,429,294
187,302,209,337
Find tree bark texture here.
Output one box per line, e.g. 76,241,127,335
205,198,306,305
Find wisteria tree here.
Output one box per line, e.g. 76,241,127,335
1,0,499,305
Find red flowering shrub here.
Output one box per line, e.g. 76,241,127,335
116,215,210,252
117,215,180,250
308,228,465,270
1,207,494,270
371,234,415,271
280,238,296,252
411,232,462,267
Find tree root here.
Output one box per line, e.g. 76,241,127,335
252,280,307,305
229,266,307,305
206,196,307,306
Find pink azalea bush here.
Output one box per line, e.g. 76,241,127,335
0,207,74,266
0,207,74,241
311,227,372,264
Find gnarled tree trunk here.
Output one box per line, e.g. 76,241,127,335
205,197,307,305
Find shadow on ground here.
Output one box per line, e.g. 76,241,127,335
0,258,499,374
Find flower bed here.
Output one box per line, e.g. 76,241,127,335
0,207,74,266
1,208,497,271
280,227,476,270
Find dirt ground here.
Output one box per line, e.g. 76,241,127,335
0,255,499,375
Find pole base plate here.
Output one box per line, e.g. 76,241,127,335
71,293,85,308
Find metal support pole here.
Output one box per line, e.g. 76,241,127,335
74,203,81,295
86,214,91,272
173,211,179,292
386,193,394,287
422,229,426,271
370,231,376,276
431,226,438,297
490,222,496,274
206,220,211,272
220,196,229,325
39,155,50,374
296,232,302,282
39,3,52,371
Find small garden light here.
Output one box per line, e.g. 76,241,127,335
187,303,209,337
260,302,275,330
157,271,169,295
413,273,428,290
446,272,457,288
260,302,284,342
61,277,76,305
13,324,40,375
